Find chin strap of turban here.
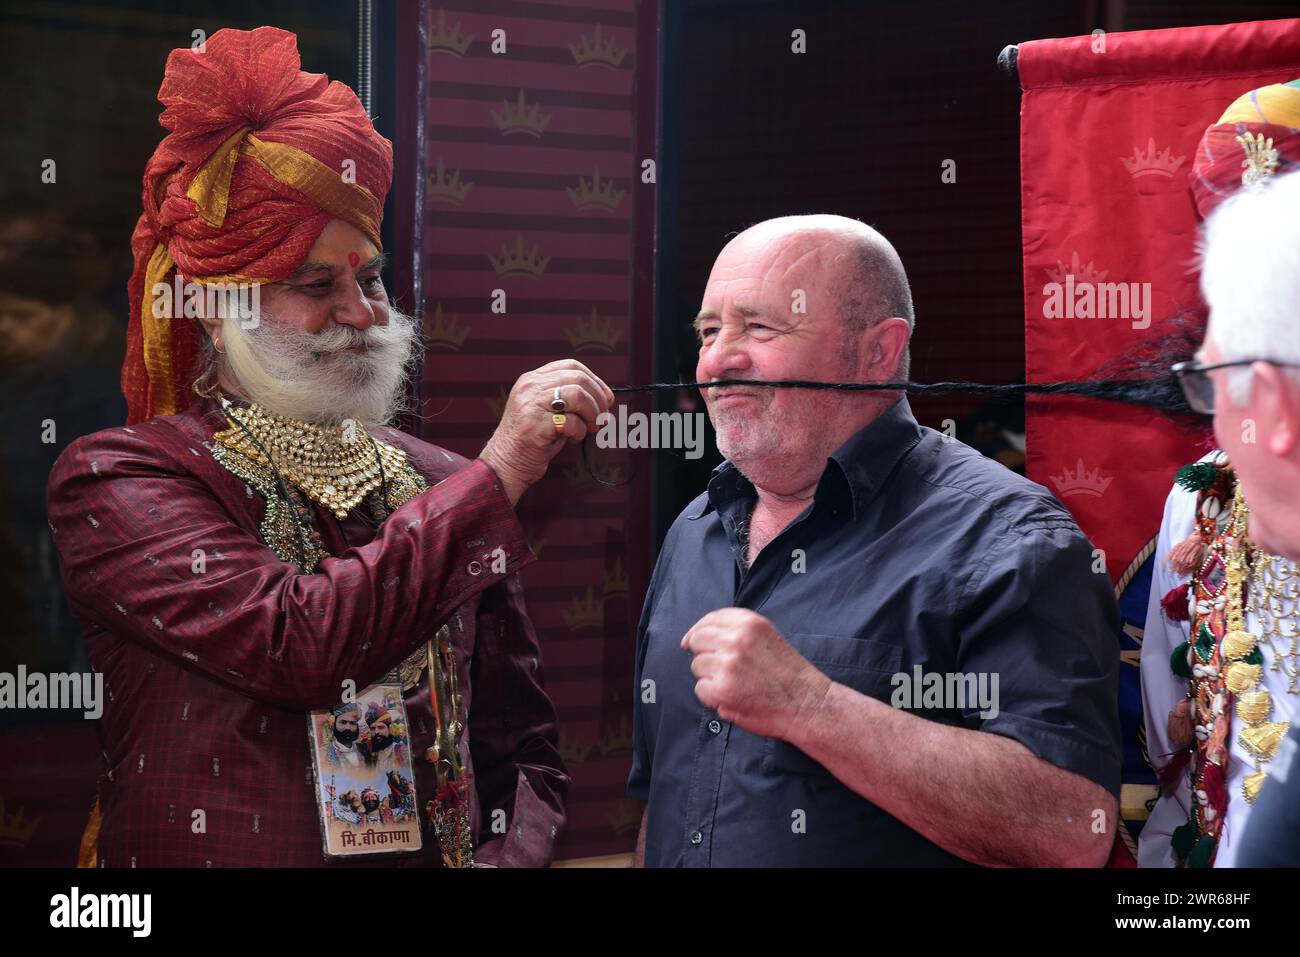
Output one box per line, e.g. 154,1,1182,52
123,25,393,424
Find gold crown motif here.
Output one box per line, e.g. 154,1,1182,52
604,557,629,598
569,25,628,69
1237,131,1280,189
558,732,594,766
0,796,40,848
565,308,623,353
426,157,474,205
566,166,625,211
562,585,605,631
598,713,634,755
489,234,550,278
423,303,470,351
429,9,474,56
1119,138,1186,179
491,90,552,138
1046,251,1109,286
1049,458,1114,499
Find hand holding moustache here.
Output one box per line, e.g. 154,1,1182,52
478,359,615,506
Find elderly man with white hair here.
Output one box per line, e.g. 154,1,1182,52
1140,79,1300,869
628,213,1122,867
1191,166,1300,867
46,27,612,868
1196,168,1300,564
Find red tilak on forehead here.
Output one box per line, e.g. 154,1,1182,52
347,251,361,268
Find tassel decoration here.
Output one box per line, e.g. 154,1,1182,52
1161,583,1191,622
1169,532,1206,576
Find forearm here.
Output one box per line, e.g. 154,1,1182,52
789,680,1117,866
49,432,532,709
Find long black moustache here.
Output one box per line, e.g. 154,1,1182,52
612,374,1191,416
580,314,1210,486
615,310,1207,416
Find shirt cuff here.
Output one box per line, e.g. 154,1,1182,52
980,712,1122,798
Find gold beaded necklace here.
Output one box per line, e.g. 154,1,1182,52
1221,487,1292,803
1246,554,1300,695
213,397,410,520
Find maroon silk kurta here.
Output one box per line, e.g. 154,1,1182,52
46,396,567,867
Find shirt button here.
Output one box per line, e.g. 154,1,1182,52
708,719,722,734
689,830,703,845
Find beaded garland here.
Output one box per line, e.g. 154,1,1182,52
1163,456,1292,866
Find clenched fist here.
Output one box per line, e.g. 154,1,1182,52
479,359,614,506
681,608,831,741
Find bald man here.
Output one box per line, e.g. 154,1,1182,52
628,215,1122,867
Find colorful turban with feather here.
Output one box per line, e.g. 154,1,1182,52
1190,78,1300,220
123,26,393,424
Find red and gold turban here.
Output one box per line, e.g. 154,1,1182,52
1190,79,1300,220
123,26,393,424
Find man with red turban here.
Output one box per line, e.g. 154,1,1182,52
1140,78,1300,868
46,26,613,867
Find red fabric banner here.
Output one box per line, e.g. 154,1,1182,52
1020,17,1300,582
1018,17,1300,865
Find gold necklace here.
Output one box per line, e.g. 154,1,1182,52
1223,487,1292,802
213,398,409,519
1246,554,1300,694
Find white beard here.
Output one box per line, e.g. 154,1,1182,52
220,308,420,427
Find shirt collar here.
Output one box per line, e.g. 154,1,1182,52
689,397,923,521
825,397,924,518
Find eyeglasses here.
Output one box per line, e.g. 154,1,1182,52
1171,359,1300,415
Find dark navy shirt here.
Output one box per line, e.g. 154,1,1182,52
628,398,1122,866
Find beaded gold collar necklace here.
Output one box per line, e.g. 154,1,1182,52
212,396,409,519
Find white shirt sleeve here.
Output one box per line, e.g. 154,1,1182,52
1137,478,1198,867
